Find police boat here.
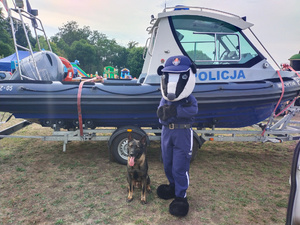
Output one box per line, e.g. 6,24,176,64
0,5,299,130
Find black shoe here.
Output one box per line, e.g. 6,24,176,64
156,184,175,200
169,197,189,217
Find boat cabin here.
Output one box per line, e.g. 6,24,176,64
141,6,282,84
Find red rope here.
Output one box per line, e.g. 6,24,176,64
273,70,285,116
275,64,300,118
77,76,103,136
274,97,297,118
282,63,300,78
261,64,300,136
261,70,285,136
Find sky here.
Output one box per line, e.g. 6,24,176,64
2,0,300,68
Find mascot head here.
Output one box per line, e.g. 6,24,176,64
157,55,197,102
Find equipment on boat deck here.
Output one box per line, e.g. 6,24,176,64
11,51,64,81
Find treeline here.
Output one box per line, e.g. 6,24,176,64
0,8,145,77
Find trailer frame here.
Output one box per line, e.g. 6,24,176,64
1,105,300,165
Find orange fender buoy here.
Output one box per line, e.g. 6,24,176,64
59,56,74,81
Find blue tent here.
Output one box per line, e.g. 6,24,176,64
0,51,32,71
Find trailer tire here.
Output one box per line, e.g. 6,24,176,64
109,127,148,165
191,135,205,162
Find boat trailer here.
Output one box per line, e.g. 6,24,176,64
1,104,300,161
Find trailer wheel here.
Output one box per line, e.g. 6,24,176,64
191,136,205,162
110,131,144,165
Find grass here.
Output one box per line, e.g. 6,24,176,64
0,119,297,224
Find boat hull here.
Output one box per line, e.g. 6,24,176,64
0,78,299,129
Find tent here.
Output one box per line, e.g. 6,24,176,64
0,51,32,71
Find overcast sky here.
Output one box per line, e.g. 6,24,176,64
3,0,300,67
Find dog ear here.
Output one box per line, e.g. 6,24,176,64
128,132,133,142
157,65,164,76
191,63,197,74
140,135,147,146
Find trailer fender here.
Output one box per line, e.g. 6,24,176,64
191,130,205,162
193,130,204,147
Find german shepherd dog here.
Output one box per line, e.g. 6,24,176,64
126,133,151,204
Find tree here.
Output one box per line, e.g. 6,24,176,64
69,40,96,73
95,36,125,73
0,8,146,76
0,42,13,58
13,21,36,49
126,46,144,78
127,41,139,49
89,30,107,45
52,21,147,75
186,50,211,63
0,7,36,57
33,36,65,57
51,37,70,57
54,21,91,46
114,46,128,70
0,7,14,57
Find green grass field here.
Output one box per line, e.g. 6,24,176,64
0,121,296,224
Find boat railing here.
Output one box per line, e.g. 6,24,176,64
142,37,150,60
8,0,52,80
163,6,243,20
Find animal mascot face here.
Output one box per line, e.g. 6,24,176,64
157,55,197,102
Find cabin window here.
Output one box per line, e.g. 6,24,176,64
170,15,261,67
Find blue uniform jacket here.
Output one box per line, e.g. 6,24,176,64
158,95,198,126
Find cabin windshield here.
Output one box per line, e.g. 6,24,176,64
170,15,262,67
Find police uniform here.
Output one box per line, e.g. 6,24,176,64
158,95,197,198
156,55,198,217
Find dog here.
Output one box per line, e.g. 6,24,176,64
126,133,151,204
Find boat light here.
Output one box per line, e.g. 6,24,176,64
15,0,24,8
174,5,189,11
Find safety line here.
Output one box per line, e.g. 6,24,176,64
77,76,103,137
261,64,300,136
261,70,285,136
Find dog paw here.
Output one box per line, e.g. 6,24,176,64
126,197,133,203
141,200,147,205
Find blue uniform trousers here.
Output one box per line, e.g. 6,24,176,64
161,126,193,198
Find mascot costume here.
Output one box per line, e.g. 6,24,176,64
156,55,198,217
